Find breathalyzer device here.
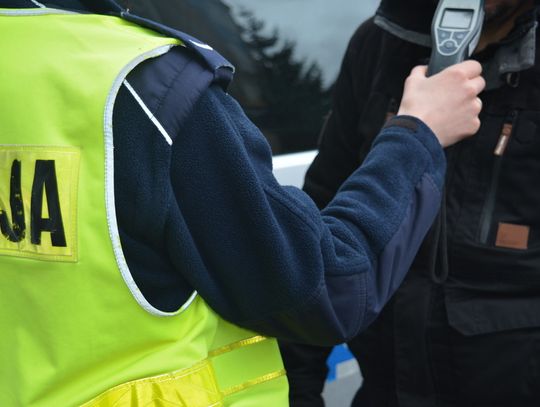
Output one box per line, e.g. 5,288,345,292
428,0,485,76
426,0,485,284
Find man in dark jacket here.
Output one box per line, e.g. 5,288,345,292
282,0,540,406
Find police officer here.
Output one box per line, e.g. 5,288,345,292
282,0,540,406
0,0,484,405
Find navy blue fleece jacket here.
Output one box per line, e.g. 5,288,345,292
115,68,445,346
6,0,447,346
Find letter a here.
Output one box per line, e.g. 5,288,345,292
31,160,67,247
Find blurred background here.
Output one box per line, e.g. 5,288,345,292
118,0,379,154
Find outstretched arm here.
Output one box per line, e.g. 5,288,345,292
168,61,483,345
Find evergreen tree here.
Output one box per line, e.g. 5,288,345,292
238,9,331,153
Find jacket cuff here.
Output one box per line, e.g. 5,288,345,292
381,115,446,189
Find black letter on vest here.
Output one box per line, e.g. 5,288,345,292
31,160,67,247
0,160,26,242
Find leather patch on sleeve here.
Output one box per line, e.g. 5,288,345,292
385,112,397,123
495,223,530,250
383,117,418,133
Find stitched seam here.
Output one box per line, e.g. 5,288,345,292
263,185,320,236
363,165,435,268
350,272,368,340
423,171,442,195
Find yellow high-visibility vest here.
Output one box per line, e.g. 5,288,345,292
0,7,287,406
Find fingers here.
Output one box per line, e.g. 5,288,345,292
465,98,483,136
475,97,483,112
456,60,483,78
470,75,486,95
446,61,485,97
400,59,485,146
410,60,485,82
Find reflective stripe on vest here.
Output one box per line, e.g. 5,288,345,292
82,335,286,407
0,8,287,406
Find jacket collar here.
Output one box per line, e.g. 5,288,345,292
375,5,540,48
375,6,539,91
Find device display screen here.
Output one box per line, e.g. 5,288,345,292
440,9,474,29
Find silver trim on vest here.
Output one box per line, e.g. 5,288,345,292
123,80,174,146
104,45,198,317
29,0,46,8
0,8,74,15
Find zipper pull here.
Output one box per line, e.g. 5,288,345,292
494,112,516,156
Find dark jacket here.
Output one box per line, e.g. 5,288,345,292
2,0,448,346
285,8,540,407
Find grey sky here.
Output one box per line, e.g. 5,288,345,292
223,0,380,86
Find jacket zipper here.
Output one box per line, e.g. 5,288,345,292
478,111,517,244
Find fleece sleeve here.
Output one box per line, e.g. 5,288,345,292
167,85,445,345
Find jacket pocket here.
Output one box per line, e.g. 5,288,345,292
440,285,540,403
440,258,540,403
444,241,540,339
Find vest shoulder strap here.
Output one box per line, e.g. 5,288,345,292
122,12,235,90
124,44,217,145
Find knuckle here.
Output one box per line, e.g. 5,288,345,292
466,60,481,73
451,65,467,78
473,61,483,73
457,69,468,80
479,76,487,88
472,118,481,132
465,83,477,97
450,71,465,84
476,98,483,112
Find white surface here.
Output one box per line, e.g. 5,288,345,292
323,370,363,407
272,150,317,187
336,358,361,380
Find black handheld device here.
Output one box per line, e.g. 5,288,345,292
428,0,485,76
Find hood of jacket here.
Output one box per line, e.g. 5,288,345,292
376,0,438,36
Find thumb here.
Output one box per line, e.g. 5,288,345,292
409,65,428,79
